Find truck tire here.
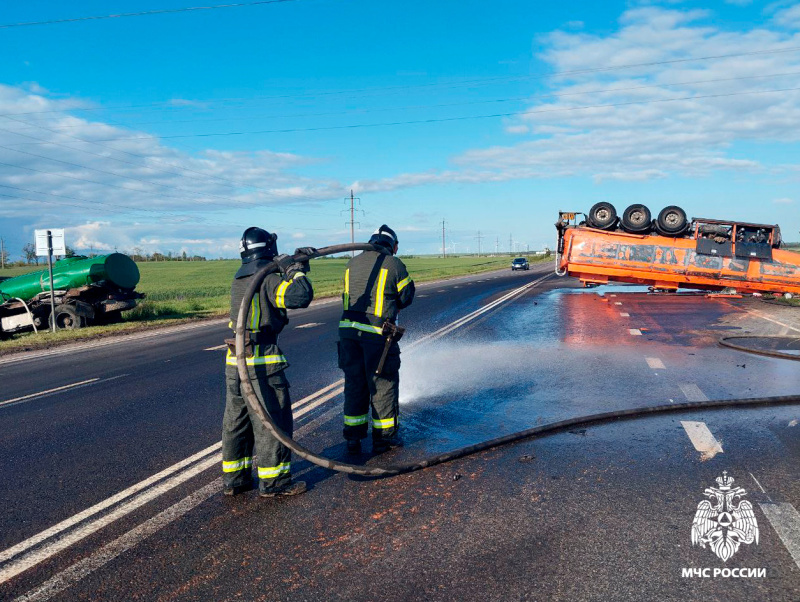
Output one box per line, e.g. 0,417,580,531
587,202,618,230
49,304,85,330
655,205,689,236
621,204,652,233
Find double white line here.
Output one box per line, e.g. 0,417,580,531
0,273,549,587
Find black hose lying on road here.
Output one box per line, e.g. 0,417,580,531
720,335,800,362
237,243,800,478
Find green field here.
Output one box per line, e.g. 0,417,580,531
127,255,549,321
0,255,549,351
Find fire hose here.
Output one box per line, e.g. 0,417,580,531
236,242,800,478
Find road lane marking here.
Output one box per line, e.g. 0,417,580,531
645,357,665,370
204,344,228,351
629,329,642,336
437,289,446,293
294,386,344,419
15,478,223,602
620,312,629,317
0,454,220,586
295,322,323,329
679,383,709,402
0,274,551,583
730,307,800,333
749,472,769,495
292,379,343,411
0,442,222,569
758,503,800,570
614,302,622,305
0,376,125,410
680,421,723,460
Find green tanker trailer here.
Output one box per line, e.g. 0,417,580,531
0,253,144,336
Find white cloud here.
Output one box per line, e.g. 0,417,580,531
0,84,349,254
361,6,800,191
773,197,794,203
773,4,800,28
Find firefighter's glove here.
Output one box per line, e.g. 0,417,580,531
293,247,318,273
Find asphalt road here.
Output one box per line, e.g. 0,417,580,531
0,263,798,601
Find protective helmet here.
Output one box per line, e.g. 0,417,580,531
368,224,398,253
239,227,278,263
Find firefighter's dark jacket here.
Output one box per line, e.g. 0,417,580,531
339,248,415,341
227,260,314,373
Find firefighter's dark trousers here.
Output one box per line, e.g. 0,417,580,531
222,365,293,493
338,337,400,442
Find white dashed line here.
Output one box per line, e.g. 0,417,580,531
679,383,709,402
0,379,99,408
294,322,323,329
614,302,622,305
204,344,228,351
680,421,724,460
629,329,642,336
645,357,665,370
619,312,629,317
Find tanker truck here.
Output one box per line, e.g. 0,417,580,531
555,203,800,295
0,253,144,337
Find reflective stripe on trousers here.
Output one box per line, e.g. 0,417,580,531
344,414,368,426
373,417,397,429
258,462,290,479
222,457,252,473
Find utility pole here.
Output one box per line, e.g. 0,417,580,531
509,233,513,255
344,190,361,257
495,236,499,255
474,231,485,256
441,219,446,258
0,237,5,269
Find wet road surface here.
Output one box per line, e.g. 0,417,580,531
0,267,798,600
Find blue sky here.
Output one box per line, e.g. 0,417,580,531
1,0,799,258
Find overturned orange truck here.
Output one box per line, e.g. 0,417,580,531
555,202,800,296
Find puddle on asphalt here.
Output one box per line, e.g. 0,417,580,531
397,284,800,455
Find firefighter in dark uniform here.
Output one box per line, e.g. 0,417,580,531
338,225,415,454
222,227,314,497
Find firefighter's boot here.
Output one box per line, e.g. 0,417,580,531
259,480,308,498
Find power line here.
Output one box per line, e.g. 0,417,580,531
0,0,302,29
4,46,800,117
81,85,800,142
10,70,800,132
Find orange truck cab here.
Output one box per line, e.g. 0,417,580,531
555,205,800,296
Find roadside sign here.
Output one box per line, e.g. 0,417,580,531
35,229,66,257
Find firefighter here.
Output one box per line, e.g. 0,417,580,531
222,227,314,497
338,225,415,454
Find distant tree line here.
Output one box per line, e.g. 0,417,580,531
0,242,207,269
